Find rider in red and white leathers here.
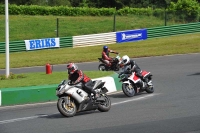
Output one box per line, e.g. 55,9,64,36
119,55,148,83
102,45,118,67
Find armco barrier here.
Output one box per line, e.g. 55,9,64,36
0,73,122,106
0,36,73,54
73,32,116,47
147,22,200,38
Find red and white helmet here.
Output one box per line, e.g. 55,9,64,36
67,63,78,74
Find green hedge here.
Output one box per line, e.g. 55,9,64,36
0,4,116,16
0,4,172,16
0,4,199,21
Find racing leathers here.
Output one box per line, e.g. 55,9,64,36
121,60,148,83
102,49,118,67
68,70,97,97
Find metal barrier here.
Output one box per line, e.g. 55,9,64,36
147,22,200,38
60,37,73,48
73,32,116,47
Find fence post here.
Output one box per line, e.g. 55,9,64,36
56,18,59,37
113,12,116,32
164,8,167,26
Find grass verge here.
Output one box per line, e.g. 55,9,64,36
0,15,182,42
0,33,199,69
0,71,114,89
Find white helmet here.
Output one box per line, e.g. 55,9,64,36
121,55,130,65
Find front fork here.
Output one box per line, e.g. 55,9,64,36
63,96,74,108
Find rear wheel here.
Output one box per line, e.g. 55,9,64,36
98,64,107,71
122,83,135,97
98,94,111,112
57,97,77,117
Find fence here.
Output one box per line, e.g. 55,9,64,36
0,22,199,53
1,11,199,42
147,22,200,38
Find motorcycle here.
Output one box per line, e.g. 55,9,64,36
98,54,122,71
56,79,111,117
118,66,154,97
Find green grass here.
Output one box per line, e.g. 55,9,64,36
0,71,114,89
0,15,199,89
0,32,199,69
0,32,199,89
0,15,181,42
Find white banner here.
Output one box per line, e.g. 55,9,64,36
93,77,117,93
24,38,60,51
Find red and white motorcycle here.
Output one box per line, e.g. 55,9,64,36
118,66,154,97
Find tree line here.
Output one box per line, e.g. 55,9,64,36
0,0,199,9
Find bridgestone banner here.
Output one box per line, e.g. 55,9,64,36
25,38,60,51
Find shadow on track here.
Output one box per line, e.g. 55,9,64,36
187,72,200,76
38,110,102,119
109,92,148,98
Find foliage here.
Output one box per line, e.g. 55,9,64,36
0,0,184,8
0,4,117,16
0,4,199,19
168,0,199,22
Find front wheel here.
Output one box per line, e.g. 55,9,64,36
122,83,135,97
57,97,77,117
145,81,154,93
98,94,111,112
98,64,107,71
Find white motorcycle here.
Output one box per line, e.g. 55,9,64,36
56,80,111,117
118,66,154,97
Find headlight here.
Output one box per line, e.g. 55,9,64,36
56,85,66,95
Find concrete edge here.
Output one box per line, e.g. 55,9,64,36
0,90,1,106
0,73,121,106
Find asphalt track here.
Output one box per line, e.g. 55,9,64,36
0,53,200,133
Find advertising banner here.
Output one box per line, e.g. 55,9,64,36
93,77,117,93
24,38,60,51
116,29,147,43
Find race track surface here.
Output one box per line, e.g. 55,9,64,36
0,53,200,133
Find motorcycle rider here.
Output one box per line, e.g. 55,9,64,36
102,45,119,67
67,63,99,99
119,55,148,84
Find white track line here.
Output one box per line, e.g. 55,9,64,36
0,93,159,125
112,93,157,105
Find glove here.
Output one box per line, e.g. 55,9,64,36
118,73,122,78
118,74,120,78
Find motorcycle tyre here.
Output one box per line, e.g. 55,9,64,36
98,64,107,71
122,83,135,97
145,83,154,94
98,94,111,112
114,66,119,71
57,97,77,117
145,81,154,93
